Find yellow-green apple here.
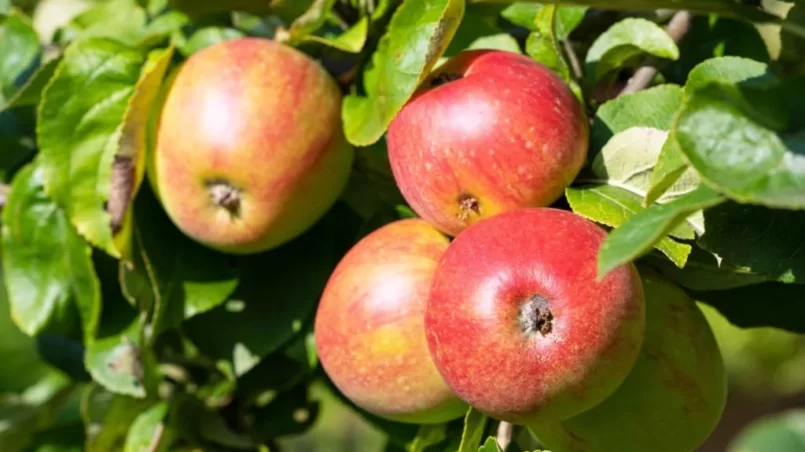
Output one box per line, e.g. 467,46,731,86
314,219,468,424
386,50,589,237
425,208,645,423
151,37,354,254
531,269,728,452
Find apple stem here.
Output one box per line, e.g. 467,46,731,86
208,181,242,217
430,72,463,87
519,295,554,337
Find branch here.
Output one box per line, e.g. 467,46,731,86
497,421,513,450
618,10,693,96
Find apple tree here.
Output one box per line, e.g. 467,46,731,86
0,0,804,451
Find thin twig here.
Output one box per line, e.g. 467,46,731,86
497,421,514,450
563,40,584,81
618,10,693,96
0,183,9,208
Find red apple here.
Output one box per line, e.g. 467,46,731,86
151,37,354,254
386,49,589,237
314,219,468,424
531,270,727,452
425,208,645,423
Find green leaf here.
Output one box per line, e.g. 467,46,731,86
178,26,245,56
478,437,502,452
123,401,172,452
729,409,805,451
566,184,692,267
645,56,773,205
287,0,337,42
342,0,465,146
589,126,700,206
300,16,370,53
0,268,53,392
458,407,488,452
183,204,353,376
502,3,587,40
643,137,690,206
1,162,100,340
38,38,146,259
525,5,572,85
408,424,447,452
55,0,147,47
80,384,154,452
0,0,8,16
674,80,805,209
84,275,159,399
84,318,151,398
685,55,773,92
693,283,805,333
123,186,240,342
552,5,588,40
1,57,60,111
137,10,190,49
585,18,679,83
110,46,174,261
597,185,726,278
591,84,683,155
697,203,805,284
0,10,41,105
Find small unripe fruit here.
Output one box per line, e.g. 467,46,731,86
314,219,468,424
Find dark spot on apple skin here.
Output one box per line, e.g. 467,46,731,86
207,179,242,219
520,295,554,337
431,72,463,87
457,192,480,221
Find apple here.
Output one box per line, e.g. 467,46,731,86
151,37,354,254
425,208,645,424
314,219,468,424
531,269,728,452
386,49,589,237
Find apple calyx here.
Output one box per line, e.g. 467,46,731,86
207,180,242,217
430,72,463,87
519,295,554,337
457,192,481,221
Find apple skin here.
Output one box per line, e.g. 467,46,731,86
425,208,645,424
152,37,354,254
531,269,728,452
314,219,468,424
386,49,589,237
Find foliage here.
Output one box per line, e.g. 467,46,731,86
1,0,804,450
